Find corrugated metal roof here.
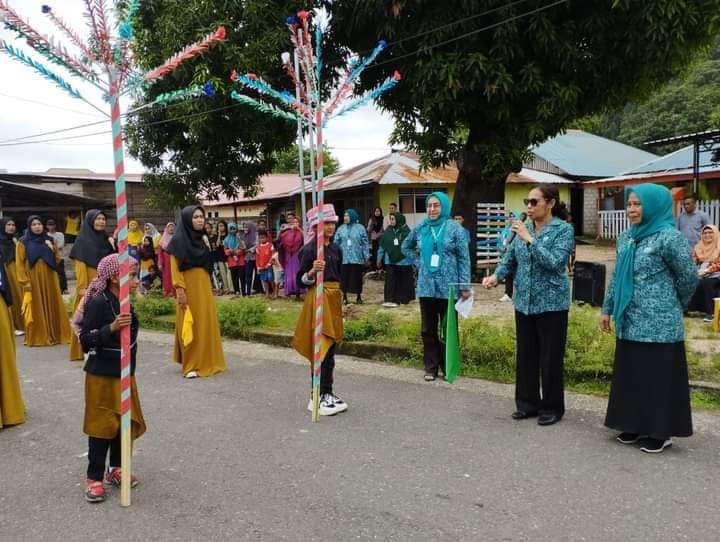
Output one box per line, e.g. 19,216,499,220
530,129,658,178
506,168,575,185
203,173,301,207
622,144,719,174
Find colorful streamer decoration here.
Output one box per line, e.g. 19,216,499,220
230,9,400,422
0,0,225,506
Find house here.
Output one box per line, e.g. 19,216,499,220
523,129,659,236
583,130,720,238
0,168,172,232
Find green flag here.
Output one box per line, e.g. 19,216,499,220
445,285,461,383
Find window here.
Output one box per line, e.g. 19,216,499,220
398,188,446,214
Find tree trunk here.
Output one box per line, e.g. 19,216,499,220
451,133,508,279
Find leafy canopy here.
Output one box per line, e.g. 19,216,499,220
325,0,720,198
272,144,340,175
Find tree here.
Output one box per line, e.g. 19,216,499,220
324,0,720,243
575,39,720,154
272,144,341,175
125,0,331,207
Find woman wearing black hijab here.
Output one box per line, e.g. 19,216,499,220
0,218,24,334
166,206,226,378
68,210,114,360
15,215,71,347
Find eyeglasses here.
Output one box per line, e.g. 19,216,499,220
523,198,545,206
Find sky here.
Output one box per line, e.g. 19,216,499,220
0,1,396,175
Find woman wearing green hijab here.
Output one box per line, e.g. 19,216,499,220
601,184,696,453
377,212,414,306
402,192,471,381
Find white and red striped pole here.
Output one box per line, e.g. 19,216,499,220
310,104,325,422
109,71,132,506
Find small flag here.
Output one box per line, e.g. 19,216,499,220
445,285,461,383
181,306,194,347
21,291,33,327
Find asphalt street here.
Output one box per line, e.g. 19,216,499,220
2,331,720,541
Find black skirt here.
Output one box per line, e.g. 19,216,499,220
605,339,693,439
384,265,415,304
340,263,364,295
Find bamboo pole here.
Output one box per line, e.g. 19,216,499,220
109,71,132,507
294,50,308,232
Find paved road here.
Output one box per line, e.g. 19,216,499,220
2,331,720,542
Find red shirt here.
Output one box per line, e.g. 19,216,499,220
256,242,272,270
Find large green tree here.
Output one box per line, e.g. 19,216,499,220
272,144,341,175
576,39,720,154
125,0,330,207
324,0,720,235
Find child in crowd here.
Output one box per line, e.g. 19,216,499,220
74,254,146,503
140,264,160,294
270,246,283,299
256,230,274,298
139,236,156,282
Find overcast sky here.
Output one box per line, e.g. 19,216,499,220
0,1,396,174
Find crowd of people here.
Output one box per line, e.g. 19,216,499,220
0,182,711,503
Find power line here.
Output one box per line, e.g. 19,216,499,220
371,0,567,69
0,92,106,118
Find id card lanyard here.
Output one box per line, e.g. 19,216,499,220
430,223,445,269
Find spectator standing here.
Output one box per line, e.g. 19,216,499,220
676,194,710,246
46,219,67,294
157,222,176,298
367,207,384,270
334,209,369,304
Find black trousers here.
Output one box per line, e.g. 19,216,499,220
57,259,68,292
504,272,514,298
514,310,568,417
243,261,256,296
309,344,336,395
230,265,243,294
87,435,121,481
419,297,456,376
690,277,720,316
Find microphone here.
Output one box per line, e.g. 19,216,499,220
506,212,528,245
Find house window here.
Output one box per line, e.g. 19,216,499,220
398,188,447,226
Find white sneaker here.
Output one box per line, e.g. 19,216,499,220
381,302,393,307
14,330,25,336
319,394,340,416
329,393,348,413
499,294,512,302
184,371,199,379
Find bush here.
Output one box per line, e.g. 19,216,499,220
217,297,268,339
343,311,394,342
133,294,176,321
564,304,615,381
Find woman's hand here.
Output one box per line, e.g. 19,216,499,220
176,288,188,309
309,259,325,278
45,240,55,250
481,275,498,289
110,313,132,332
600,314,611,333
510,219,532,243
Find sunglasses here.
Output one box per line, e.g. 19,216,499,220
523,198,546,206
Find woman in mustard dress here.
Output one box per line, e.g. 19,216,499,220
166,206,225,378
0,217,24,334
0,253,25,429
15,215,71,347
68,209,114,361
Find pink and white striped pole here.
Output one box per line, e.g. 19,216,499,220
109,71,133,507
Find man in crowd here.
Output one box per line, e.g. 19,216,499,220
383,203,398,228
677,194,710,246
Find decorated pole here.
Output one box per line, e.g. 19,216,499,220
108,71,133,507
311,104,325,422
293,50,308,232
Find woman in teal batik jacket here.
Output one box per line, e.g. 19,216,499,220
402,192,471,381
482,184,575,426
601,183,696,454
334,209,369,304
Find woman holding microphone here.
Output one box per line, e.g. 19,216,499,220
601,184,696,453
482,185,575,426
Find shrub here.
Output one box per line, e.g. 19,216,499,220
217,297,268,339
343,311,394,342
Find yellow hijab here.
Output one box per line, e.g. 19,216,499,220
127,220,144,246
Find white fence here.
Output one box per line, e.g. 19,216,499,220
599,199,720,240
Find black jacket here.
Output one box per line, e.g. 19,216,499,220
296,240,342,286
80,291,138,377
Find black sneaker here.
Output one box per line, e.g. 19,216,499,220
616,432,643,444
640,438,672,454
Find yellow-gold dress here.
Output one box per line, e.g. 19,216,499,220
15,242,71,347
171,256,225,376
69,261,96,360
4,260,24,332
0,294,25,428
